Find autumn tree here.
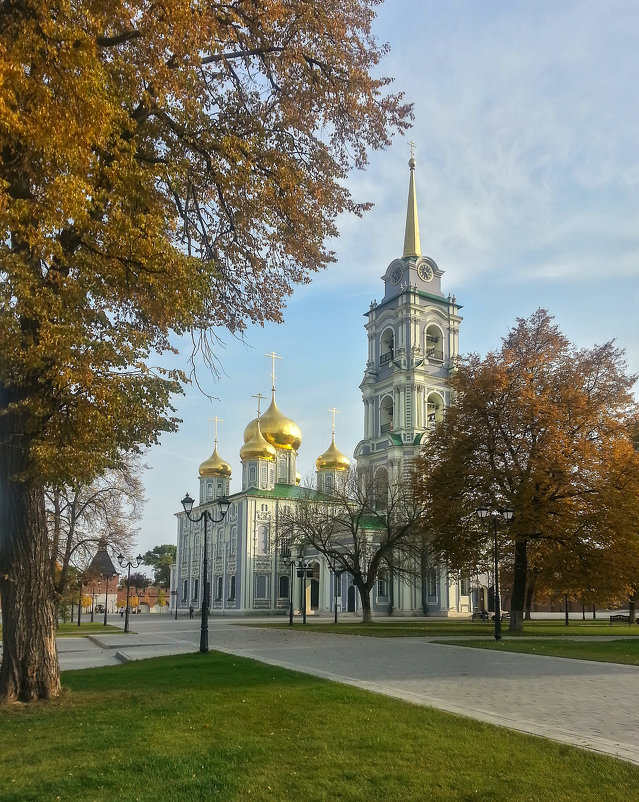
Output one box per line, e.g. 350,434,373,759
414,310,639,632
0,0,410,701
142,544,177,589
278,468,425,622
46,458,144,611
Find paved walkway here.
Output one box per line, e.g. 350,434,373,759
57,616,639,766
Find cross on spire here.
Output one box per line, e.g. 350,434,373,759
208,416,223,446
252,392,266,418
328,407,341,436
265,351,282,393
408,140,417,160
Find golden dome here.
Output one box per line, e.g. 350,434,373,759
199,445,232,478
240,421,276,462
243,395,302,452
316,436,350,472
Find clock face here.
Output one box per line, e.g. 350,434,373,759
418,263,434,282
390,264,402,284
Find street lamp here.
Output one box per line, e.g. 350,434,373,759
77,578,83,627
279,542,313,625
117,553,143,633
279,540,295,626
328,555,345,624
475,505,514,641
180,492,231,653
171,589,178,620
101,570,117,626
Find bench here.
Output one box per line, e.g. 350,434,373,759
472,610,489,622
609,614,632,625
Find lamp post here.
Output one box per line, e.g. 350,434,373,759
102,570,117,626
171,589,178,620
475,506,514,641
90,582,96,622
117,553,143,633
279,541,295,626
328,557,344,624
279,543,313,625
180,492,230,653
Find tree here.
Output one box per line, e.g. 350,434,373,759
142,544,177,589
0,0,410,701
414,310,639,632
46,459,144,612
278,468,425,622
123,573,150,594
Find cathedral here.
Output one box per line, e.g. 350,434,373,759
172,155,475,618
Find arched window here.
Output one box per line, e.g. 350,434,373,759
182,579,188,601
377,569,388,598
216,576,223,600
249,465,257,484
380,394,394,435
193,578,199,601
229,575,236,601
425,324,444,361
380,327,395,365
279,575,289,599
425,392,444,427
255,575,268,599
258,525,269,555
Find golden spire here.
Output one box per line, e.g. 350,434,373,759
243,354,303,451
199,417,232,478
316,409,350,471
240,394,276,462
402,142,422,259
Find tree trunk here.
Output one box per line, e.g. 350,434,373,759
0,389,60,703
357,583,373,623
509,538,528,632
629,596,636,625
524,571,536,620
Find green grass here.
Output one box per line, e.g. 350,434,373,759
261,618,639,638
0,652,638,801
56,622,123,637
440,638,639,665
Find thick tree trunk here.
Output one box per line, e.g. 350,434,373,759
524,571,536,620
0,389,60,703
509,538,528,633
357,583,373,623
629,597,636,625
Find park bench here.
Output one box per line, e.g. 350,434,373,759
471,610,488,622
609,614,632,625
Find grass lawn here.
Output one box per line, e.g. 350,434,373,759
56,623,123,637
440,638,639,665
0,652,638,801
261,618,639,638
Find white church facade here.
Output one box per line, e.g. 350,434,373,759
172,156,478,618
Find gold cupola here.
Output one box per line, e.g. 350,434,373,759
243,393,302,452
240,419,276,462
316,435,350,472
199,445,232,478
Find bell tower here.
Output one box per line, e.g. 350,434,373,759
354,152,462,483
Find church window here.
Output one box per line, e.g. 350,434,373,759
278,456,288,482
182,580,188,601
377,569,389,598
380,394,394,435
229,575,236,601
380,327,395,365
325,474,333,489
460,574,470,596
427,569,438,598
249,465,257,484
230,526,237,556
207,482,213,499
426,392,444,427
192,578,199,601
257,525,270,554
255,575,268,599
216,576,223,601
217,481,222,494
260,465,267,484
425,324,444,361
279,575,289,599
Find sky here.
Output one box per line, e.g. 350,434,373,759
134,0,639,561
